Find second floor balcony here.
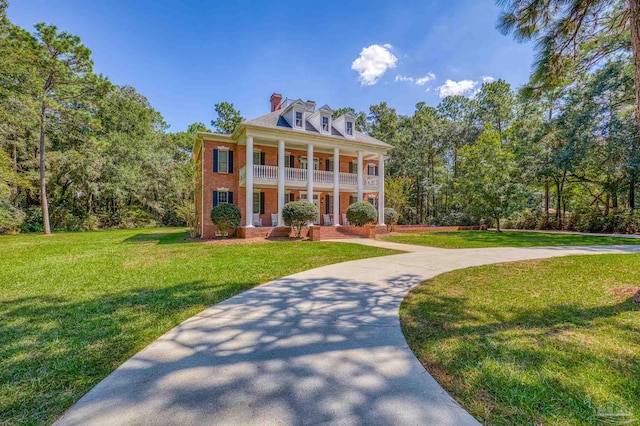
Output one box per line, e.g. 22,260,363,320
240,165,379,190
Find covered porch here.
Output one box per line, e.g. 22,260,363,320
247,188,381,227
242,133,386,228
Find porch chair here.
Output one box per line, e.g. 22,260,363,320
271,213,279,227
252,213,262,227
342,213,350,226
323,214,333,226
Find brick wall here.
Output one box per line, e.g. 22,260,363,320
196,138,382,237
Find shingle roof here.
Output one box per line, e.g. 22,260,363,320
241,110,392,149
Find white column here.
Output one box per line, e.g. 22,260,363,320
277,139,285,227
245,136,254,227
306,143,314,201
333,147,340,226
378,153,385,225
357,150,364,201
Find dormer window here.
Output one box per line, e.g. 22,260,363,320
321,116,329,132
346,121,354,136
295,111,303,128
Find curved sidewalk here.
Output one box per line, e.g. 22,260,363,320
56,241,640,426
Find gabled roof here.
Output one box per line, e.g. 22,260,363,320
308,104,332,116
241,110,392,149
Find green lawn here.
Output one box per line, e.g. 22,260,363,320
0,228,395,426
400,254,640,425
381,230,640,248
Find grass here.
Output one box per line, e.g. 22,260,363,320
381,230,640,249
400,254,640,425
0,228,395,426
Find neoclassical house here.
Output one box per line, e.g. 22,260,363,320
194,93,392,238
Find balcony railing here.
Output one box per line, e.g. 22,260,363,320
240,165,379,188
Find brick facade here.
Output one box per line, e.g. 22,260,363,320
195,138,382,238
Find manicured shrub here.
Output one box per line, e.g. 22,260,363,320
282,201,318,238
384,208,399,229
210,203,241,237
346,201,377,227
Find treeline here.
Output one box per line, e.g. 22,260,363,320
0,1,208,234
2,0,640,235
348,65,639,232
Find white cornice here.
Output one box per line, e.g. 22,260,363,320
242,126,391,154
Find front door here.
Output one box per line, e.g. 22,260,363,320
300,192,321,224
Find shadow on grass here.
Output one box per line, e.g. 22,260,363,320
121,231,189,245
0,279,244,425
401,290,640,424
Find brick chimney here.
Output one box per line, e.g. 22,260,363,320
305,100,316,112
270,93,283,112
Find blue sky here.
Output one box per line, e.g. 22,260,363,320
8,0,534,132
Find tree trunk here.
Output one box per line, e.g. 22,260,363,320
556,180,562,228
544,181,550,216
630,0,640,209
39,101,51,235
496,216,501,232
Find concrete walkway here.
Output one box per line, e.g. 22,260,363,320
56,241,640,426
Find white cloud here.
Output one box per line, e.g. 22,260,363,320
482,76,495,83
438,79,478,98
351,44,398,86
415,73,436,85
395,75,414,83
395,72,436,86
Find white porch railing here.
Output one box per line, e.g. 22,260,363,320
314,170,333,184
240,165,379,188
285,167,306,181
255,164,278,180
364,176,379,187
339,172,357,186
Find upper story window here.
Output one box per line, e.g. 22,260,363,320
346,121,354,136
285,154,294,168
295,111,304,128
321,116,329,132
325,159,334,172
368,163,379,176
217,150,229,173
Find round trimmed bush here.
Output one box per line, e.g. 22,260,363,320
384,208,399,228
346,201,377,227
210,203,241,237
282,201,319,238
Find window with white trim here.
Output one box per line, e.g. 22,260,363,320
253,191,260,214
346,121,353,135
295,111,303,128
218,150,229,173
300,157,319,170
321,116,329,132
217,191,229,204
285,154,294,168
367,163,378,176
326,159,334,172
